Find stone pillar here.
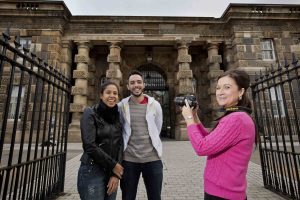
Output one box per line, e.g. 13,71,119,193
88,57,96,105
224,41,235,70
69,41,90,141
60,40,73,78
206,42,223,124
175,41,194,140
106,41,123,87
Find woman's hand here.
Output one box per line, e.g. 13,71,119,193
182,99,198,126
112,163,124,179
107,176,119,195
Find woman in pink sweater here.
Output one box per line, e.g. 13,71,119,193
181,69,256,200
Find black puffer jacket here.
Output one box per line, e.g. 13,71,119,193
80,100,123,175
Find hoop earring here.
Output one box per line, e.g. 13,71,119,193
239,96,242,100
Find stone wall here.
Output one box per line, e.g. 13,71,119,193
0,1,299,141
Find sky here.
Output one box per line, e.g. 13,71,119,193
62,0,300,17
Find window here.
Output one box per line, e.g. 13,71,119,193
19,37,31,51
17,37,32,65
8,86,25,119
270,86,285,117
260,39,276,60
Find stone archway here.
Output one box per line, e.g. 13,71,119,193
137,63,172,138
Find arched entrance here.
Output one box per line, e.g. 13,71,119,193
137,63,172,138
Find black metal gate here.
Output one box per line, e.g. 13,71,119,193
251,55,300,199
0,30,71,199
138,63,172,138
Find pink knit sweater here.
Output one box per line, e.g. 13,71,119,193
187,112,255,200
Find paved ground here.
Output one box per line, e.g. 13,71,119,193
56,141,285,200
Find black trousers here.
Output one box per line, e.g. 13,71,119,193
204,192,247,200
120,160,163,200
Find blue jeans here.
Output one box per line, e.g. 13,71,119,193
77,162,117,200
120,160,163,200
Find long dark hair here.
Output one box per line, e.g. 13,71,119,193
217,69,252,110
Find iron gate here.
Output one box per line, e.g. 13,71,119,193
0,30,71,199
251,55,300,199
138,63,172,138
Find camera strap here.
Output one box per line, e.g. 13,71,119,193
211,106,253,131
223,106,252,115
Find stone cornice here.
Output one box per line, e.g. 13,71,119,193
221,4,300,22
0,0,71,20
69,16,218,24
63,34,229,45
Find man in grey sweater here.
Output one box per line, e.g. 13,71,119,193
118,70,163,200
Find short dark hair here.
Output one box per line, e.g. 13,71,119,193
100,81,120,95
218,69,252,109
127,70,144,81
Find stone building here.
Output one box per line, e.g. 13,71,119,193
0,1,299,141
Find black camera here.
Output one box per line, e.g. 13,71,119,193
174,95,198,108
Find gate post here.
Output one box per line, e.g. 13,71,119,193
69,41,90,141
175,40,194,140
206,41,223,126
106,41,123,90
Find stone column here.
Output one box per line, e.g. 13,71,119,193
60,40,73,78
69,41,90,141
175,41,194,140
206,42,223,124
224,41,235,70
88,57,96,106
106,41,123,87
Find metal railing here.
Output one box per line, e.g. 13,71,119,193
0,29,71,199
251,55,300,199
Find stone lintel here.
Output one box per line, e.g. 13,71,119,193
107,54,121,63
106,69,122,79
206,55,222,65
176,70,193,80
70,103,85,113
75,55,89,64
73,70,88,79
71,86,87,95
178,86,194,95
177,54,192,63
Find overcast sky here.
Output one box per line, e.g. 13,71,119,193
62,0,300,17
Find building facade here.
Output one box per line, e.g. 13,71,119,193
1,1,300,141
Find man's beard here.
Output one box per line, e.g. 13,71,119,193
131,90,143,97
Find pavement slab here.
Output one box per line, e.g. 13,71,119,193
56,141,285,200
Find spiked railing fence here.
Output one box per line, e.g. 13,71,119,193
251,55,300,199
0,29,71,200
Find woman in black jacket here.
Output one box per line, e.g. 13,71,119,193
77,81,124,200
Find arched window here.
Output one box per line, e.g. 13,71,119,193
138,63,167,91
